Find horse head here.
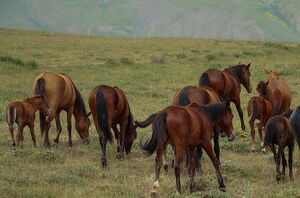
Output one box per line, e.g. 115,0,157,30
265,69,282,80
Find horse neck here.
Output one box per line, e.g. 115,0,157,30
224,68,241,84
73,106,86,121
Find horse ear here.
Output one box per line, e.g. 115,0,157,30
278,71,283,76
247,63,251,68
86,112,92,117
264,69,270,74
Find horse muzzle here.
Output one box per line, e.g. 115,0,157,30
247,87,253,93
228,133,235,141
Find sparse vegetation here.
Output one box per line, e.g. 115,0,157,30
0,55,39,69
0,29,299,197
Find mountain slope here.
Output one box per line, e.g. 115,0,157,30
1,0,300,41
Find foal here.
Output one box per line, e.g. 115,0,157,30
6,95,49,148
247,81,272,151
263,111,294,181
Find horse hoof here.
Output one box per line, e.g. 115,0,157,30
68,142,73,147
163,164,168,172
276,175,281,181
43,142,51,148
241,125,246,131
219,186,226,192
116,153,124,159
251,146,255,152
261,148,266,153
101,161,107,168
54,139,59,144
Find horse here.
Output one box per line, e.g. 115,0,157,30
32,72,91,147
199,63,252,130
141,102,235,194
290,106,300,149
247,81,272,151
264,69,292,116
88,85,137,167
264,111,295,181
6,95,49,148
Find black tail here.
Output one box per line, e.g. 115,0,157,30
35,78,45,95
135,113,158,128
178,90,191,106
199,72,210,86
290,107,300,150
35,78,46,136
249,100,259,123
141,112,168,156
263,121,277,147
96,89,113,143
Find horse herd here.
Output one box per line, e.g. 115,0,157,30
5,64,300,195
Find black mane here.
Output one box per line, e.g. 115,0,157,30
126,109,135,134
228,64,247,83
74,85,87,115
195,102,229,122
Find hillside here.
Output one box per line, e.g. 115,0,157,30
1,0,300,41
0,28,299,197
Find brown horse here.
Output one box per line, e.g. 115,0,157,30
199,63,252,130
32,72,91,147
141,102,235,194
88,85,137,167
264,111,294,181
6,95,49,148
264,69,292,116
247,81,272,151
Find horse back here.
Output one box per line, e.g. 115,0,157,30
200,69,225,97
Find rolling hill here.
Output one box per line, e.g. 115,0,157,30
1,0,300,41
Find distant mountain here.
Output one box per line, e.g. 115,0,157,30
1,0,300,41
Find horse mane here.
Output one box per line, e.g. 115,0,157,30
256,81,268,99
126,108,135,135
228,64,247,83
195,102,228,122
74,85,87,115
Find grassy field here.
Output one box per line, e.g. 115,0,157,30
0,28,299,197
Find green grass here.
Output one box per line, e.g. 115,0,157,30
0,28,300,197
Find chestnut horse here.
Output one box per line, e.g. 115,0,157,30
264,111,294,181
199,63,252,130
88,85,137,167
6,95,49,148
264,70,292,116
141,102,235,194
247,81,272,151
32,72,91,147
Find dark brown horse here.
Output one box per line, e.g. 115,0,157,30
32,72,91,147
141,102,235,194
6,95,49,148
199,63,252,130
88,85,137,167
290,106,300,150
264,70,292,116
247,81,272,151
264,111,294,181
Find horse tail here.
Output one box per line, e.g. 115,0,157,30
35,78,46,95
199,72,210,86
34,78,46,136
263,121,277,147
178,90,191,106
96,89,113,143
141,111,168,156
271,89,282,116
6,105,17,131
135,113,158,128
248,100,259,123
290,107,300,150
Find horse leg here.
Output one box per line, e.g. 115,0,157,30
288,144,294,181
281,150,287,178
275,145,284,181
195,145,204,175
44,112,56,148
202,141,226,191
66,107,74,147
234,99,245,131
174,145,184,194
16,126,24,149
118,120,128,159
187,147,196,192
101,136,108,168
258,123,266,152
152,144,165,190
249,120,256,152
29,122,36,147
163,148,168,172
9,125,16,148
54,113,62,144
112,125,121,158
213,132,220,161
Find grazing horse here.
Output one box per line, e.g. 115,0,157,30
290,106,300,149
32,72,91,147
247,81,272,151
141,102,235,194
6,95,49,148
199,63,252,130
88,85,137,167
264,69,292,116
264,111,294,181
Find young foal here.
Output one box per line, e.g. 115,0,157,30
141,102,235,194
88,85,137,167
6,95,49,148
247,81,272,151
263,111,294,181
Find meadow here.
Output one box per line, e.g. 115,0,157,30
0,28,299,197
